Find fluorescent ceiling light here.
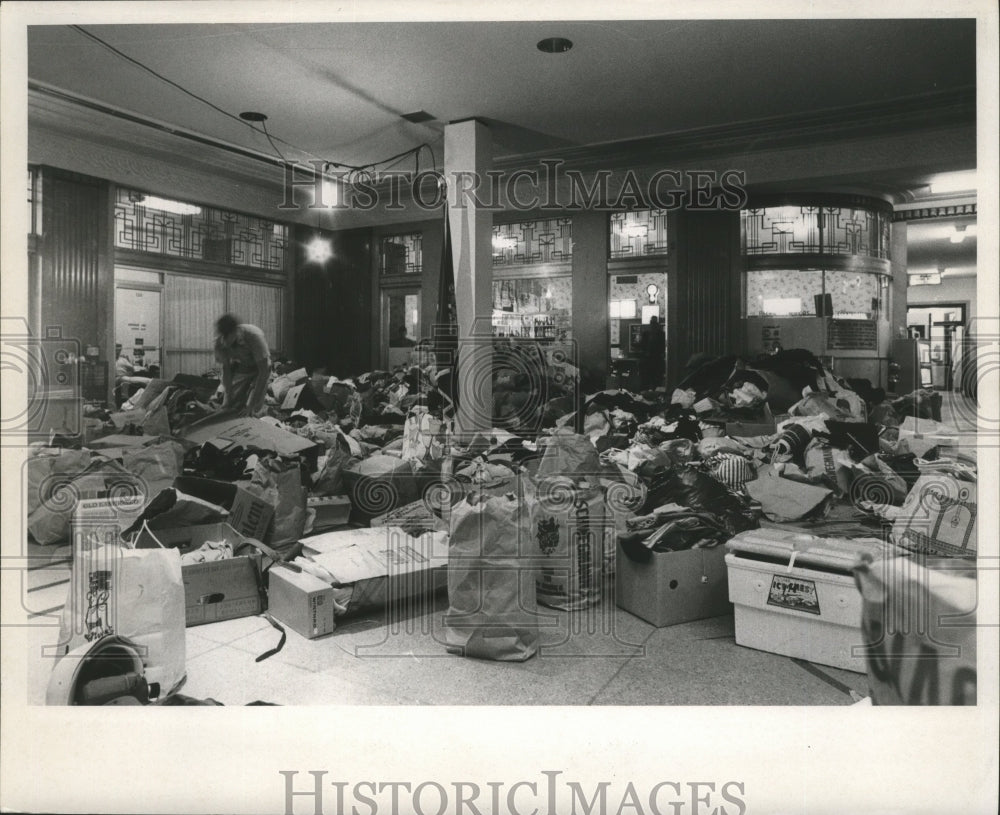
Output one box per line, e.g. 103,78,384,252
137,194,201,216
929,171,977,194
910,272,942,286
949,224,976,243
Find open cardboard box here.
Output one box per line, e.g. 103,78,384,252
172,475,275,542
134,522,266,626
300,527,449,615
615,541,731,627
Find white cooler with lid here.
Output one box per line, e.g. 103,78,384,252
725,529,891,673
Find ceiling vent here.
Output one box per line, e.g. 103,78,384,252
401,110,436,123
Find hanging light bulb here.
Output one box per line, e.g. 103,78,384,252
306,234,333,264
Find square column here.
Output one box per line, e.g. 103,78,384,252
444,119,493,434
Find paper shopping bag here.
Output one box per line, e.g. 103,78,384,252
445,495,538,661
57,544,186,699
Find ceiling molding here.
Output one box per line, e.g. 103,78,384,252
29,82,289,175
27,81,979,230
491,87,977,173
894,203,977,222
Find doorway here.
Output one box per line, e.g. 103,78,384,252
114,283,162,375
383,288,421,370
609,270,668,390
906,302,966,391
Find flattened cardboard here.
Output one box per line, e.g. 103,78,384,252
87,434,160,449
301,527,448,613
183,415,319,457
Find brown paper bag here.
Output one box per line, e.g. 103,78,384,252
444,495,539,661
246,456,308,545
526,478,607,611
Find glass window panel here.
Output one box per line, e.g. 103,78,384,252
491,277,571,340
743,204,889,260
380,233,423,274
114,187,287,271
609,209,668,259
493,218,573,266
824,270,881,319
742,206,821,255
745,270,823,317
823,207,889,259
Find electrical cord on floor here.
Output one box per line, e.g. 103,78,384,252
255,613,286,662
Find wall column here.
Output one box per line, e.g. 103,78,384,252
890,221,908,335
444,119,493,434
571,210,609,390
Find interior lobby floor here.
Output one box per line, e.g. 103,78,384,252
22,393,980,707
26,589,871,707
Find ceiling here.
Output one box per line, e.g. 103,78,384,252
26,17,979,275
905,215,978,278
27,19,976,168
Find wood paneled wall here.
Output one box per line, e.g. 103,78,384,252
670,210,744,384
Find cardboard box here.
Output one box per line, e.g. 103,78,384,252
370,499,446,536
725,530,890,673
615,542,731,627
267,566,336,639
307,495,353,531
280,382,324,412
173,476,275,542
725,404,776,437
301,527,448,614
134,522,265,626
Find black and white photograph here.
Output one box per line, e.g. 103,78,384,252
1,1,997,813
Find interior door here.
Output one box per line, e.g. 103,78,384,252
383,288,421,370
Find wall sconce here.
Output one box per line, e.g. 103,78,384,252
646,283,659,303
